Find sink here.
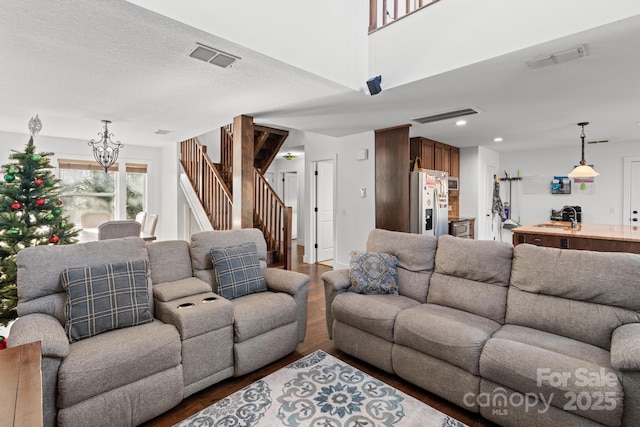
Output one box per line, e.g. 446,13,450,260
534,224,568,229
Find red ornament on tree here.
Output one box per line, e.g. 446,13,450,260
34,178,44,186
57,199,63,205
49,235,60,244
10,201,21,210
35,198,46,206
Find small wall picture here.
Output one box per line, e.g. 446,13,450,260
573,177,594,194
551,176,571,194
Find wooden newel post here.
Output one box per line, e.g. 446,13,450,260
232,115,255,229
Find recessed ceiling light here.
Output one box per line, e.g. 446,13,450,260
493,137,503,142
455,120,467,126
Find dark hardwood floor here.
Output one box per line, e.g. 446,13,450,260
142,245,497,427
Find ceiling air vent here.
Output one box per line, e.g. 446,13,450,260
412,108,479,124
189,43,240,68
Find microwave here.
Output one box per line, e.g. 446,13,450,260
448,177,459,192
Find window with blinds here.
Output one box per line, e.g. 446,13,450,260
57,159,148,225
125,163,147,219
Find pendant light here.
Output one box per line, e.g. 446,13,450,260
568,122,599,178
88,120,124,172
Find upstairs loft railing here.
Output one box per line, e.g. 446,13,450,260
180,138,233,230
369,0,439,32
254,169,292,270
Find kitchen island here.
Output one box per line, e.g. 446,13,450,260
512,221,640,254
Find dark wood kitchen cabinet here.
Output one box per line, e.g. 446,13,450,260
434,142,451,173
410,137,459,177
377,127,461,232
450,146,460,177
512,223,640,254
410,137,435,170
376,125,412,232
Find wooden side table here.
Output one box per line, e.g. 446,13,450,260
0,341,43,427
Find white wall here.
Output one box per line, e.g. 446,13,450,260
265,156,305,245
460,146,479,224
369,0,640,90
459,145,500,240
283,130,375,269
197,129,221,163
128,0,369,90
0,130,170,239
160,143,180,240
499,140,640,226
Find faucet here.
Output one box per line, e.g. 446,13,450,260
563,206,579,229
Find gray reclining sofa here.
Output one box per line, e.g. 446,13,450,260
323,229,640,427
9,228,309,427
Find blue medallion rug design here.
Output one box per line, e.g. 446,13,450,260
175,351,467,427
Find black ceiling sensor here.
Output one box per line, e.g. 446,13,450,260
367,75,382,95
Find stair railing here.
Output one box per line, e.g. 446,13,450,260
254,168,292,269
219,124,233,191
180,138,233,230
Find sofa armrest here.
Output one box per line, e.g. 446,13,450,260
263,268,309,295
8,313,69,427
263,268,310,342
8,313,69,359
611,323,640,371
321,269,350,339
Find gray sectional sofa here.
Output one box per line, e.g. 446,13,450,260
323,229,640,427
8,228,309,427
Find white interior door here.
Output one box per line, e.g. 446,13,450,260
630,160,640,226
485,165,497,240
316,160,334,262
283,172,298,239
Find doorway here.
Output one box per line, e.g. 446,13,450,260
485,165,497,240
314,160,334,263
624,156,640,227
282,171,298,239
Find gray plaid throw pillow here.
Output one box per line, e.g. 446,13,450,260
210,242,267,300
61,259,152,342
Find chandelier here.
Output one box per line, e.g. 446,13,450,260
567,122,599,178
88,120,123,172
283,152,297,160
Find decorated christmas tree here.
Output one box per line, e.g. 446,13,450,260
0,116,78,325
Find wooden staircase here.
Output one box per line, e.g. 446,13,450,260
179,118,292,269
254,125,289,172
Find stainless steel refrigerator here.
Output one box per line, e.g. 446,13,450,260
410,170,449,236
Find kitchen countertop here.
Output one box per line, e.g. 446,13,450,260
513,221,640,242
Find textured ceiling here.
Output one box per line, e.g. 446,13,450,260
1,1,639,153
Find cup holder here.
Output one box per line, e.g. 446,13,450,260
177,303,195,309
202,296,218,303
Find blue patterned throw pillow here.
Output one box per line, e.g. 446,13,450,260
61,259,152,343
348,251,399,295
210,242,267,300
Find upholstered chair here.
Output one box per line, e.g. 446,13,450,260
80,211,111,229
98,220,141,240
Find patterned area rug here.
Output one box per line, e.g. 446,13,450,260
175,350,467,427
